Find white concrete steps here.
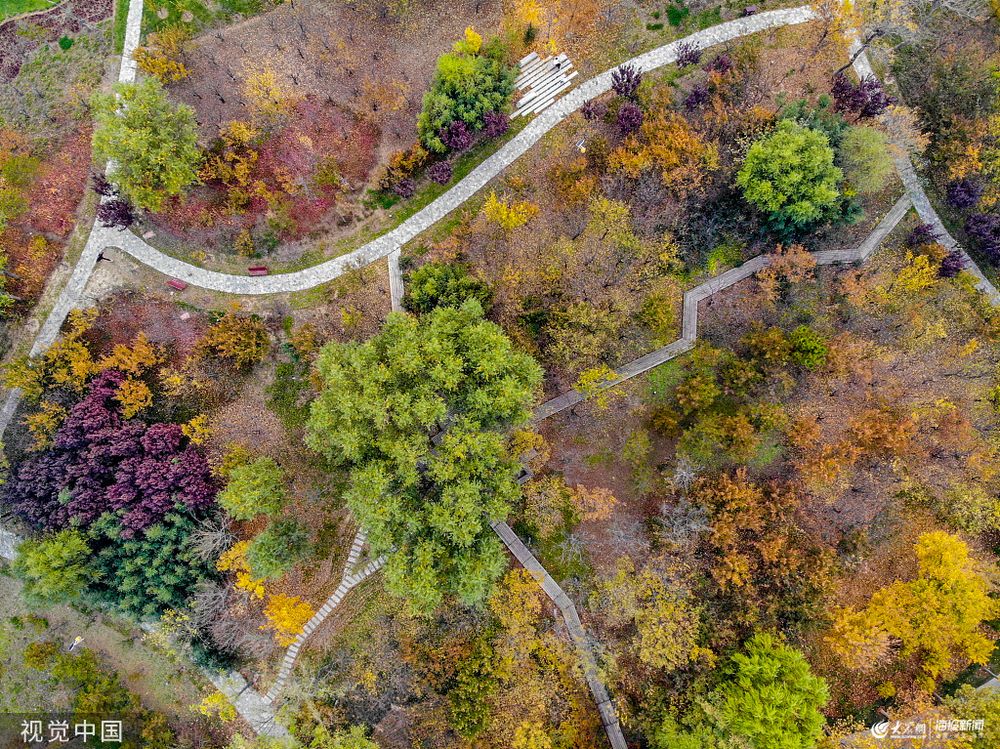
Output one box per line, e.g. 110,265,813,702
513,52,577,118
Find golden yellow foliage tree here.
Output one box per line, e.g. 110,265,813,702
3,309,96,400
482,191,540,232
243,67,297,122
115,378,153,419
571,484,617,522
261,594,315,646
828,531,997,690
193,691,237,722
216,541,265,600
609,110,720,193
99,332,161,375
574,364,620,410
24,400,66,450
134,26,190,83
198,310,270,368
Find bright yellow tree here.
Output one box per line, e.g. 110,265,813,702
261,594,315,646
828,531,997,689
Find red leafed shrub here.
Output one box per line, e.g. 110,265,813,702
21,129,93,237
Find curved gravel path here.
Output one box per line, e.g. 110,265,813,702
107,6,818,294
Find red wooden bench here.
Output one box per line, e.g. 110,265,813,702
248,266,269,277
166,279,188,291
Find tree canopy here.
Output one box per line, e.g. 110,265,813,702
404,262,493,314
217,456,287,521
13,529,91,605
306,301,541,614
416,34,515,153
91,77,201,211
737,121,842,232
705,633,828,749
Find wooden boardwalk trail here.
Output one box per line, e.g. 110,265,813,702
491,521,627,749
533,194,913,423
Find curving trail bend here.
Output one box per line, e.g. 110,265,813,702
106,6,818,294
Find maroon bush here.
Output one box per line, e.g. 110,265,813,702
965,213,1000,264
831,73,894,118
393,178,416,198
483,111,510,139
440,120,473,152
426,161,453,185
676,43,702,68
938,249,966,278
946,178,983,210
707,54,733,74
906,223,941,248
617,101,643,136
581,100,607,121
91,172,116,197
96,198,137,231
611,64,642,100
2,370,217,535
685,83,710,111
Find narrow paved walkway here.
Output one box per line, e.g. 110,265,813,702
491,520,627,749
103,6,818,295
533,194,913,421
387,249,403,312
264,527,385,703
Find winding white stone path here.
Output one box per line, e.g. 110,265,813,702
10,5,997,747
102,6,818,295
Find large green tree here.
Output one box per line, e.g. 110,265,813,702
91,77,201,211
737,121,842,232
13,529,91,605
306,301,542,614
217,456,287,521
703,633,828,749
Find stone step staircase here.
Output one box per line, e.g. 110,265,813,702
513,51,578,118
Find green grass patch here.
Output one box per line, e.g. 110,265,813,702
266,358,311,431
666,3,689,26
646,22,665,31
0,0,58,22
693,6,723,29
113,0,129,53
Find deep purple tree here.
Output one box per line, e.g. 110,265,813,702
907,223,941,248
611,64,642,100
483,111,510,139
96,198,137,231
965,213,1000,264
2,370,217,536
685,82,710,111
946,178,984,210
676,43,702,68
831,73,894,118
440,120,473,152
617,101,643,136
393,178,416,198
938,249,966,278
91,172,116,198
426,161,453,185
581,100,607,121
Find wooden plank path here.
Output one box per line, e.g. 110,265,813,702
533,194,913,423
490,520,627,749
264,527,385,703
